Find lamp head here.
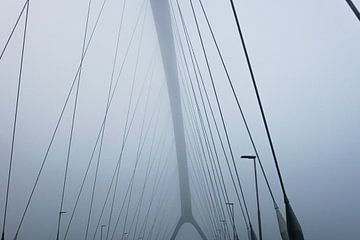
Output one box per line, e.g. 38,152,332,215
241,155,256,160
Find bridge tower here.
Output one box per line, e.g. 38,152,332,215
150,1,208,239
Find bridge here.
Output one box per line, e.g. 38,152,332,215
2,0,359,239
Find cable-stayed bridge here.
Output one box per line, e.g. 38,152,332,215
1,0,359,239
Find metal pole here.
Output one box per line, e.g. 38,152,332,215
226,203,235,240
101,225,106,240
217,228,221,240
56,213,61,240
220,220,226,240
253,158,262,240
56,211,66,240
231,0,305,236
231,205,235,240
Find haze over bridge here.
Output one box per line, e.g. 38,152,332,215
1,0,360,240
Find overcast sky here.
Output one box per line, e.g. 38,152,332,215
1,0,360,240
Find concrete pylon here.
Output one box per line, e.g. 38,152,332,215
150,1,208,240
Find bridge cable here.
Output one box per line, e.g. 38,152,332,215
2,1,30,240
176,0,250,231
14,0,115,235
171,5,230,236
106,69,167,240
175,21,236,238
89,45,153,240
102,2,128,239
183,87,230,239
198,0,278,206
133,133,174,240
0,0,28,62
83,0,129,238
119,3,150,238
61,3,149,239
188,0,257,233
124,100,171,240
128,60,160,240
179,64,219,237
228,0,288,199
56,0,93,239
346,0,360,22
180,64,226,237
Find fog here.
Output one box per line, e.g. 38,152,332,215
1,0,360,239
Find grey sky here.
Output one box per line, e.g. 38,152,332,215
1,0,360,239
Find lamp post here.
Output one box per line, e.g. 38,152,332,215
101,225,106,240
225,202,236,240
56,211,67,240
216,228,222,240
241,155,262,240
220,219,227,240
123,232,128,240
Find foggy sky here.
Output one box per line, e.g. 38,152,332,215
1,0,360,239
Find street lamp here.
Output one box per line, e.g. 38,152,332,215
225,202,236,240
241,155,262,240
220,219,227,240
123,232,128,240
101,225,106,240
216,228,222,240
56,211,67,240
